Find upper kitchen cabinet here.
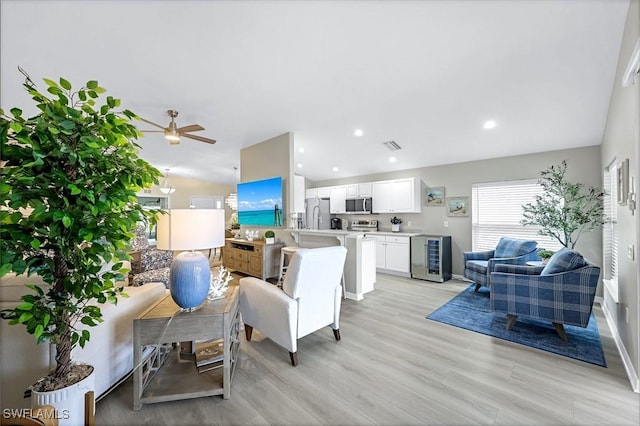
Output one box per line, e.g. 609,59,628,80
305,186,331,199
346,182,372,198
372,177,421,213
329,185,347,213
293,175,306,213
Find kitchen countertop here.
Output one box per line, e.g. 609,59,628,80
288,229,424,237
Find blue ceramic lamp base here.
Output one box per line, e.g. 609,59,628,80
169,251,211,311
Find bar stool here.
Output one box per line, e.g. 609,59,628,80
278,246,300,286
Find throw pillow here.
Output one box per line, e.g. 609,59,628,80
494,237,538,258
540,248,588,275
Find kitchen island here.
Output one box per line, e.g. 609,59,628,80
289,229,376,301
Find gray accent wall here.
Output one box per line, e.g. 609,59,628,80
317,146,603,278
600,0,639,392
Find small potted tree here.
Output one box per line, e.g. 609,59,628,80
0,70,161,423
521,160,604,249
264,230,276,244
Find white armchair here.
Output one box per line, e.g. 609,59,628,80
239,246,347,366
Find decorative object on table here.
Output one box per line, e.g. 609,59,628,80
245,229,259,241
538,249,555,263
426,187,445,206
521,160,604,249
264,230,276,244
0,69,162,425
390,216,402,232
426,284,606,367
157,209,225,311
207,266,233,301
446,196,469,217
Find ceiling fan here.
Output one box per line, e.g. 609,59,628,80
139,110,217,145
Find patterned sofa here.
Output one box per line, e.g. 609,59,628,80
490,248,600,341
463,237,539,291
129,222,173,287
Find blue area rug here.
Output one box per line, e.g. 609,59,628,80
427,285,606,367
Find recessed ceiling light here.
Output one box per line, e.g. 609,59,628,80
332,166,339,172
298,147,305,153
297,163,302,168
483,120,497,130
354,129,363,137
388,156,397,163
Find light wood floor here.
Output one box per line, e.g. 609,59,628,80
96,273,640,425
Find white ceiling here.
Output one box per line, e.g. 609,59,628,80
0,1,630,186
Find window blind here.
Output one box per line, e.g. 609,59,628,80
471,179,564,252
603,161,618,302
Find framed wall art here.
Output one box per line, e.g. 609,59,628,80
446,196,469,217
617,158,629,205
426,187,445,206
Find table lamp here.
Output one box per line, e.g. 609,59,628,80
156,209,225,310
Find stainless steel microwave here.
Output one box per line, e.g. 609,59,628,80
345,197,373,214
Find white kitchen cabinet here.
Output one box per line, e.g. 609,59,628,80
317,187,331,198
372,178,421,213
346,182,373,198
330,186,347,213
306,186,331,199
370,234,410,275
293,175,306,213
305,188,317,199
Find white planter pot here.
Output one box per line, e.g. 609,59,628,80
31,366,95,426
391,224,400,232
265,237,275,244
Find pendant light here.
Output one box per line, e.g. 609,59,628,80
160,168,176,194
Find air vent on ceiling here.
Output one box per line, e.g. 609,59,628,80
383,140,402,151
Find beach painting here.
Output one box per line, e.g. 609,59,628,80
237,176,283,226
426,187,445,206
446,196,469,217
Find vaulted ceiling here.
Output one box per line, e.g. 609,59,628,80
0,0,630,185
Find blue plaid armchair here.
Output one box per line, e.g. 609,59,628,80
463,237,539,291
490,248,600,341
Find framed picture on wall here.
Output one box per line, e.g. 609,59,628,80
446,196,469,217
426,187,445,206
617,158,629,205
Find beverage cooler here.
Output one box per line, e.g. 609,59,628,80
410,235,452,282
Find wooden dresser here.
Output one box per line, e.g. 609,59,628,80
223,238,284,280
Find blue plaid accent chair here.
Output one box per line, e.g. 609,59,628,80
490,248,600,341
463,237,539,291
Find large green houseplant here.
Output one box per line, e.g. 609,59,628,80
521,160,604,249
0,69,162,391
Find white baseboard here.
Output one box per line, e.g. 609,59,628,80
600,300,640,393
344,291,363,301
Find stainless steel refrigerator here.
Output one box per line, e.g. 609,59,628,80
305,197,331,230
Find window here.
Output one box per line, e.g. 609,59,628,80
603,160,619,303
471,179,564,252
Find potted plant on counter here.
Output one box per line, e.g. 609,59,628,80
0,69,162,424
264,230,275,244
390,216,402,232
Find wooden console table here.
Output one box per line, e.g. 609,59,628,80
223,238,283,280
133,286,240,410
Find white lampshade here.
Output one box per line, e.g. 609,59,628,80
156,209,225,251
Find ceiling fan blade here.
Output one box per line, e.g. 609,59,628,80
139,130,165,133
177,124,205,133
138,116,166,129
182,133,217,144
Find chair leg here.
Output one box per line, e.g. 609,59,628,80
289,351,298,366
506,314,517,330
245,324,253,341
332,328,341,341
553,322,568,342
474,283,482,292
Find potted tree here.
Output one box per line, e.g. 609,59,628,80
0,69,162,423
521,160,604,249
